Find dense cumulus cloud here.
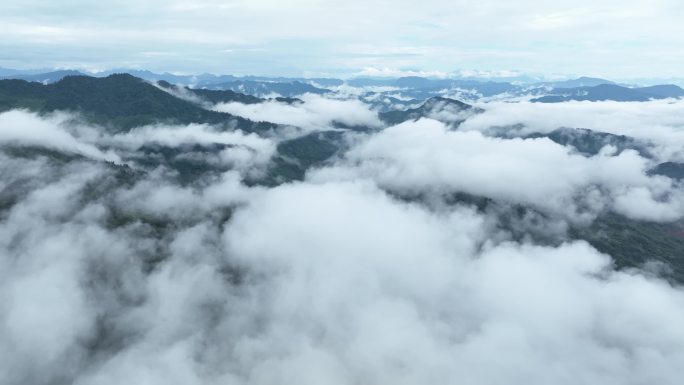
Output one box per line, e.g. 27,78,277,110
1,96,684,385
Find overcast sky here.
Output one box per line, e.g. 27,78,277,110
1,0,683,79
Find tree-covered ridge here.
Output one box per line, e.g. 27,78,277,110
379,96,483,126
0,74,279,133
156,80,303,105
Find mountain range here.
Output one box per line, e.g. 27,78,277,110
2,67,684,103
532,83,684,103
0,74,278,133
1,72,683,282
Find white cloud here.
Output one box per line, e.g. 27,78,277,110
0,110,120,162
311,118,684,221
111,123,277,173
213,94,383,131
460,100,684,162
216,180,684,384
0,109,278,178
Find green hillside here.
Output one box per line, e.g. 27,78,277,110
0,74,278,133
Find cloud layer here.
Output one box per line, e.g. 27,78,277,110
2,95,684,385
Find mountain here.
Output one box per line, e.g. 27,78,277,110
442,188,684,284
205,80,331,97
525,127,652,157
251,77,341,87
455,73,543,85
649,162,684,180
379,96,483,126
127,142,239,185
394,76,451,89
571,213,684,284
540,76,615,88
156,80,302,105
5,68,681,103
637,85,684,98
0,70,87,83
0,73,343,185
346,78,398,87
2,72,683,284
359,93,422,113
392,77,520,97
156,80,262,104
351,76,683,103
0,67,53,76
54,69,345,89
98,69,205,85
0,74,278,132
268,131,345,183
532,84,684,103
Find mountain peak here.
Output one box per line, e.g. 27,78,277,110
422,96,473,110
379,96,482,126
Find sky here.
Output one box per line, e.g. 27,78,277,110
1,0,684,79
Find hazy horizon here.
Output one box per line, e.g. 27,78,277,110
2,0,684,80
4,65,684,87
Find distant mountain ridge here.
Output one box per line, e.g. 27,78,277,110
532,83,684,103
1,67,684,103
0,70,87,83
537,76,616,88
0,66,342,89
203,80,331,97
345,76,684,103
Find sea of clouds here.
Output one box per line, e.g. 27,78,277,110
1,96,684,385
